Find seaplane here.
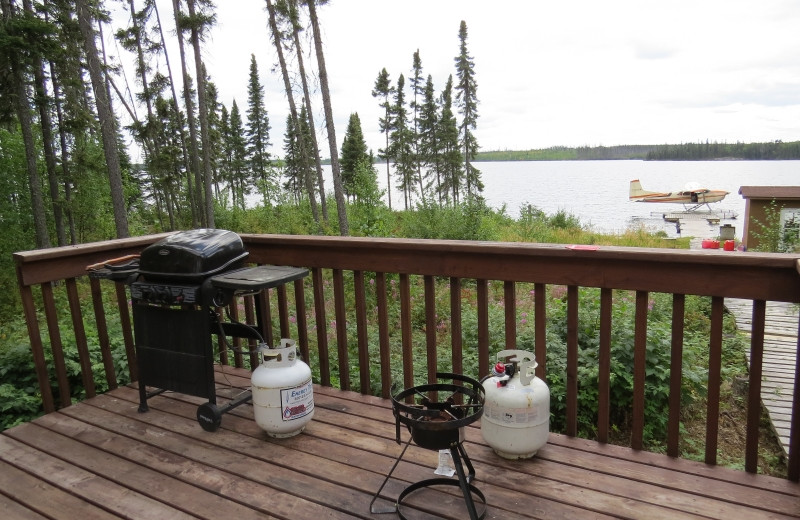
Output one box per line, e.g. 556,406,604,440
629,179,728,212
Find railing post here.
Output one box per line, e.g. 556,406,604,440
476,279,490,378
354,271,370,394
65,278,95,399
705,296,724,465
566,285,579,437
667,293,685,458
40,282,70,408
400,274,413,396
89,277,117,390
746,300,767,473
504,281,517,350
19,283,55,413
312,267,330,387
534,282,547,380
597,288,612,444
450,277,463,377
376,272,391,399
424,275,437,385
632,290,649,450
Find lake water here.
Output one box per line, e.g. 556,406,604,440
308,160,800,240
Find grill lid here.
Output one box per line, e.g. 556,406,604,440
138,229,248,280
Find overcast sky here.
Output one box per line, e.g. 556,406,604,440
109,0,800,159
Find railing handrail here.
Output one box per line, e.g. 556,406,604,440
14,233,172,287
239,234,800,302
14,233,800,300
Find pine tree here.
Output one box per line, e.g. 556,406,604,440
227,100,248,210
245,54,273,204
340,112,369,202
454,20,482,198
205,73,223,198
438,75,462,205
371,68,394,209
218,102,232,202
417,74,440,205
282,112,301,204
409,49,425,201
391,73,415,210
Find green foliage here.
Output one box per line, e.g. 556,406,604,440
0,127,34,314
0,283,131,431
399,197,502,241
542,290,739,449
340,113,371,200
751,199,800,253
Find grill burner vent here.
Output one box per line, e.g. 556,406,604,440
371,373,486,520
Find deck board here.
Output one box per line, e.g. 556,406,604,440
1,367,798,520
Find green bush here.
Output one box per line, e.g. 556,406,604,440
543,289,741,449
0,286,132,431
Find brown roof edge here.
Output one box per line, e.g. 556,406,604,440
739,186,800,199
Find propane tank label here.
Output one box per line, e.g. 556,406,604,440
280,378,314,421
484,402,540,424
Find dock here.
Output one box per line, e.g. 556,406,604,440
725,298,799,457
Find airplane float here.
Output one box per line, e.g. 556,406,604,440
629,179,728,211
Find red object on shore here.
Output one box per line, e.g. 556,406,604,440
702,239,720,249
724,240,736,251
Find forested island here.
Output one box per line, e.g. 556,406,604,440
476,140,800,161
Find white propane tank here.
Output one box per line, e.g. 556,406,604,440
481,349,550,459
251,339,314,438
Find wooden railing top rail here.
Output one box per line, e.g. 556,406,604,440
13,233,172,286
239,234,800,302
14,232,800,301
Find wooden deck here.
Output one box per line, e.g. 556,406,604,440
1,366,798,520
726,298,799,457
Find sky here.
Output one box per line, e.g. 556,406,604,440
107,0,800,160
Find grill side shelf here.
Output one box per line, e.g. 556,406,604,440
210,265,308,292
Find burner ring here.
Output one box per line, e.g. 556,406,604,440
391,373,485,450
397,477,486,520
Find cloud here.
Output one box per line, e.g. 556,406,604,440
633,42,676,61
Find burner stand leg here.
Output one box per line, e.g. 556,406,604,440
395,444,486,520
369,438,411,514
449,444,482,519
453,442,476,483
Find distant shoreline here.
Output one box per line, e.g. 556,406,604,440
473,141,800,161
320,141,800,164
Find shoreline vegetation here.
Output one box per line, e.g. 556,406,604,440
471,140,800,161
336,140,800,165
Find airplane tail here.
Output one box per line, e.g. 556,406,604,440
629,179,657,200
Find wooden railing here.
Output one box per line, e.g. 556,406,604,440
14,233,800,481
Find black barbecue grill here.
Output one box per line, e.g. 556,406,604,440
89,229,307,431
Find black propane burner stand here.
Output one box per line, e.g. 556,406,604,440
370,372,486,520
